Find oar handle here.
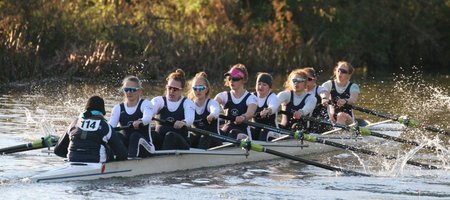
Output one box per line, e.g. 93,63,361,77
218,114,304,140
113,120,146,131
325,101,399,121
114,125,132,131
350,105,398,121
294,114,370,136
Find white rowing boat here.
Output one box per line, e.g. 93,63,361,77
31,122,404,182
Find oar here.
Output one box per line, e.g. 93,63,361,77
219,114,300,137
221,115,438,169
0,135,59,154
153,117,370,176
307,134,438,169
114,124,132,131
301,115,439,152
348,104,450,136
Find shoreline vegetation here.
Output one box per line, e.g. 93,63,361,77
1,1,449,84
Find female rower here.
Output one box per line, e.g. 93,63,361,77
214,64,257,140
321,61,360,125
109,76,157,158
54,96,127,162
303,67,332,133
252,72,281,141
188,72,222,149
277,69,317,131
152,69,195,150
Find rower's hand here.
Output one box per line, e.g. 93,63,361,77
132,120,143,129
259,108,271,119
329,113,336,123
321,98,330,106
174,120,186,129
293,110,302,119
206,114,215,124
235,115,246,124
336,98,347,107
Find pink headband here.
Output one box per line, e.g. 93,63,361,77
224,68,245,78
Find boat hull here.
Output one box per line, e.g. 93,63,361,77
32,139,340,182
32,123,404,182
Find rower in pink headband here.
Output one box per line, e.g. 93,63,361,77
224,68,246,79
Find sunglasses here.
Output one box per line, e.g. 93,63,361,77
123,87,139,93
292,77,306,84
338,68,349,74
166,85,182,92
192,85,207,91
228,77,243,82
307,77,315,81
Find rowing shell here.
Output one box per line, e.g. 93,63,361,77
31,122,404,182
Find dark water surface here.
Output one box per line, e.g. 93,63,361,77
0,73,449,199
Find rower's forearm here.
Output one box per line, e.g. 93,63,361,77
346,94,358,105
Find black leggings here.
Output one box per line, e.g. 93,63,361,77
221,123,248,139
162,131,190,150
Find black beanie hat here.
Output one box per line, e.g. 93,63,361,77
85,96,106,115
256,73,273,88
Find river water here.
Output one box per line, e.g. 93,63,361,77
0,72,449,199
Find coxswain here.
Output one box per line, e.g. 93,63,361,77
54,96,127,162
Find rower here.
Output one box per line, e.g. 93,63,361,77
252,72,281,141
152,69,195,150
277,69,317,131
187,72,222,149
54,96,127,162
214,64,257,140
321,61,360,125
303,67,333,133
109,76,158,158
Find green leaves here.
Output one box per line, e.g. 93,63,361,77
1,0,449,83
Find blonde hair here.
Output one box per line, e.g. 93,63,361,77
283,69,308,90
224,63,249,87
188,71,211,99
333,61,354,77
166,68,186,88
122,75,142,89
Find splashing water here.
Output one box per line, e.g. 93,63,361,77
423,136,450,167
381,134,450,177
22,107,57,140
349,151,369,174
392,68,449,129
390,145,424,177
